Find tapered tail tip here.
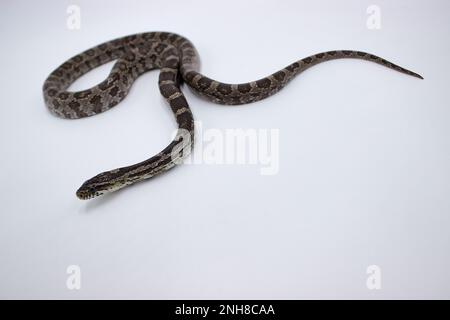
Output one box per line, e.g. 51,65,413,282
411,71,424,79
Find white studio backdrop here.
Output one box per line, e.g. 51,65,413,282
0,0,449,299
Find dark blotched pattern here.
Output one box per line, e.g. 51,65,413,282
42,32,422,199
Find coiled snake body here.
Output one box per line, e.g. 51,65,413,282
42,32,423,200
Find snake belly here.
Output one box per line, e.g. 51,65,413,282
42,32,422,200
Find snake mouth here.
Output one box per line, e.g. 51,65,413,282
76,189,92,200
76,186,99,200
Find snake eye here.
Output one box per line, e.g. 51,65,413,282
88,187,96,194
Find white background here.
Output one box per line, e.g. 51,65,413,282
1,0,449,299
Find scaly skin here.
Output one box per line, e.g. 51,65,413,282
42,32,423,199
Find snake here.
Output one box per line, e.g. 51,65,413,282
42,32,423,200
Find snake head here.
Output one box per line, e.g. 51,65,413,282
76,182,105,200
76,173,112,200
76,170,128,200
